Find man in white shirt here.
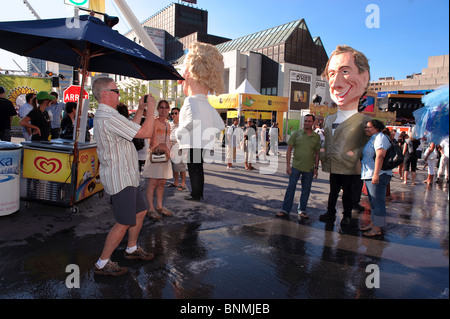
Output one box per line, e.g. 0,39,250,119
92,77,156,276
226,117,241,169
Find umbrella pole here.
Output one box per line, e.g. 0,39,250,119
70,50,90,207
73,49,90,165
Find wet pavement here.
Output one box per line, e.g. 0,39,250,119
0,141,448,301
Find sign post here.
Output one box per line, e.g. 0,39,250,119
64,0,90,9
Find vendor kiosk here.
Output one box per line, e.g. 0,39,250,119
20,139,103,213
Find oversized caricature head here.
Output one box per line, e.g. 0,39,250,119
183,42,225,96
322,45,370,111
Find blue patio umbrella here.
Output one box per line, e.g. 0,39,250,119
0,15,183,205
413,84,449,144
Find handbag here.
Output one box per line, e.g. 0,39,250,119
149,121,169,163
150,150,168,163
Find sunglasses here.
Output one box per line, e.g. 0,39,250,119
105,89,120,94
171,112,179,115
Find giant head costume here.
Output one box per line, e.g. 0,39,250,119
322,45,370,111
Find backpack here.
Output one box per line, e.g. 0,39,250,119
377,137,404,170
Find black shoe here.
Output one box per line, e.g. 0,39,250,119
340,217,351,226
353,204,365,213
319,212,336,222
185,196,201,201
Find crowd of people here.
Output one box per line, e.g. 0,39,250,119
1,43,448,278
0,87,86,143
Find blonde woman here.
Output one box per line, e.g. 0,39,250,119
143,100,173,219
175,42,225,201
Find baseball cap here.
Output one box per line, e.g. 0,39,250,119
36,91,56,101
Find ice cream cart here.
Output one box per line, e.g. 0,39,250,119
20,139,103,213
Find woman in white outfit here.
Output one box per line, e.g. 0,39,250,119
422,141,438,185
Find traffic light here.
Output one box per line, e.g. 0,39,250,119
104,14,119,28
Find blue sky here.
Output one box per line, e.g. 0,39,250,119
0,0,448,81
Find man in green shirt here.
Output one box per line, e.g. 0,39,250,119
276,114,320,219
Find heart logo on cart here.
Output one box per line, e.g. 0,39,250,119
34,157,62,174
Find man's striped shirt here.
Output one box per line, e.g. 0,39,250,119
94,103,141,195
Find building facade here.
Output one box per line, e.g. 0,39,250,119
369,54,449,97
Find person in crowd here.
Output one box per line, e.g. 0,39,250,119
269,122,279,155
142,100,173,219
60,102,77,139
318,45,372,226
360,119,392,237
92,77,156,276
436,136,449,184
116,102,129,118
314,122,325,147
175,42,225,201
17,92,36,141
225,117,240,169
136,109,149,173
19,91,53,141
276,114,320,219
402,135,420,185
243,118,257,170
397,131,408,179
422,141,438,185
0,86,17,142
168,107,187,188
47,92,65,139
257,124,269,161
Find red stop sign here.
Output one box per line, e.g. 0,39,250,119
63,85,89,103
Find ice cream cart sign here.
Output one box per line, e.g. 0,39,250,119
23,149,72,183
75,148,103,201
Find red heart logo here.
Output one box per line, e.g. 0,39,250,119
34,157,62,174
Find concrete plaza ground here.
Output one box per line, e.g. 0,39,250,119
0,138,448,302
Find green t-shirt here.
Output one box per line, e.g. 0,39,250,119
288,129,320,172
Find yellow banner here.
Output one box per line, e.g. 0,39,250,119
208,93,239,109
241,94,289,111
89,0,105,12
209,93,289,112
23,149,73,183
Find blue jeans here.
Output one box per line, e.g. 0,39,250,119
281,167,314,214
364,173,391,227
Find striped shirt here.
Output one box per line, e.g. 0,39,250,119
94,103,141,195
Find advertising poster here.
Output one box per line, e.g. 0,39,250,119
75,148,103,201
315,80,327,102
22,149,72,183
289,70,312,111
0,75,52,112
